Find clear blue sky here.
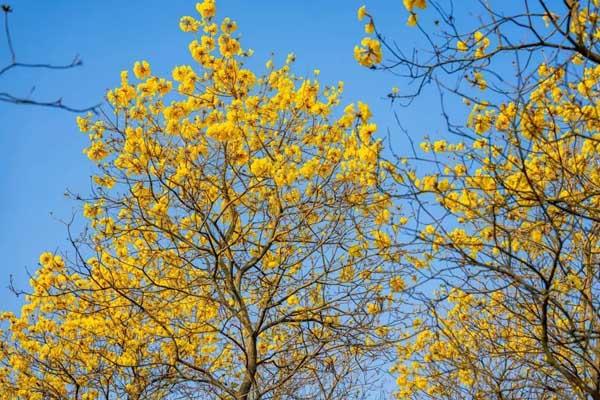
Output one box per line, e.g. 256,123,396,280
0,0,448,312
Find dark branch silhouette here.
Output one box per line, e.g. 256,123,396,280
1,4,100,113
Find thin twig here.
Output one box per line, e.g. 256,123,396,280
2,4,15,63
0,56,83,76
0,92,101,113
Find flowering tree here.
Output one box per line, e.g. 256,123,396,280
0,1,407,399
356,1,600,399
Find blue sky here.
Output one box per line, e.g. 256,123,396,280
0,0,450,312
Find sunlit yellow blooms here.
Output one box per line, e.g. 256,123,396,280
403,0,427,12
249,157,272,177
205,120,235,141
367,303,381,314
390,276,406,292
403,0,426,26
84,141,108,161
340,265,356,282
348,244,363,258
472,71,487,90
38,252,54,267
93,175,116,189
76,115,90,132
354,37,382,67
179,15,200,32
285,52,296,64
287,294,300,306
359,122,377,142
83,202,102,219
372,230,391,249
530,228,543,243
407,13,418,27
432,140,447,152
357,5,368,21
220,17,237,34
133,60,151,79
456,40,467,51
468,106,492,134
196,0,216,19
473,31,491,57
218,34,240,57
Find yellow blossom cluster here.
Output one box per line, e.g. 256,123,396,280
403,0,427,26
353,5,382,67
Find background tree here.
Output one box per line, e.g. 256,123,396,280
1,3,98,112
0,1,407,399
356,1,600,399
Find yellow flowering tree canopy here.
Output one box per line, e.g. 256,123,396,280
356,1,600,399
0,1,407,399
9,1,600,399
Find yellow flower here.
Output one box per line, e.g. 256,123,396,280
354,37,382,67
85,141,109,161
372,230,391,249
83,203,102,219
530,229,543,243
179,16,199,32
39,252,53,267
196,0,216,19
133,60,151,80
403,0,427,11
407,13,418,27
432,140,447,153
390,276,406,292
340,265,356,282
218,35,240,57
473,71,487,90
93,175,116,189
76,115,90,132
367,303,381,314
220,17,237,34
357,5,368,21
287,294,300,306
250,158,272,177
